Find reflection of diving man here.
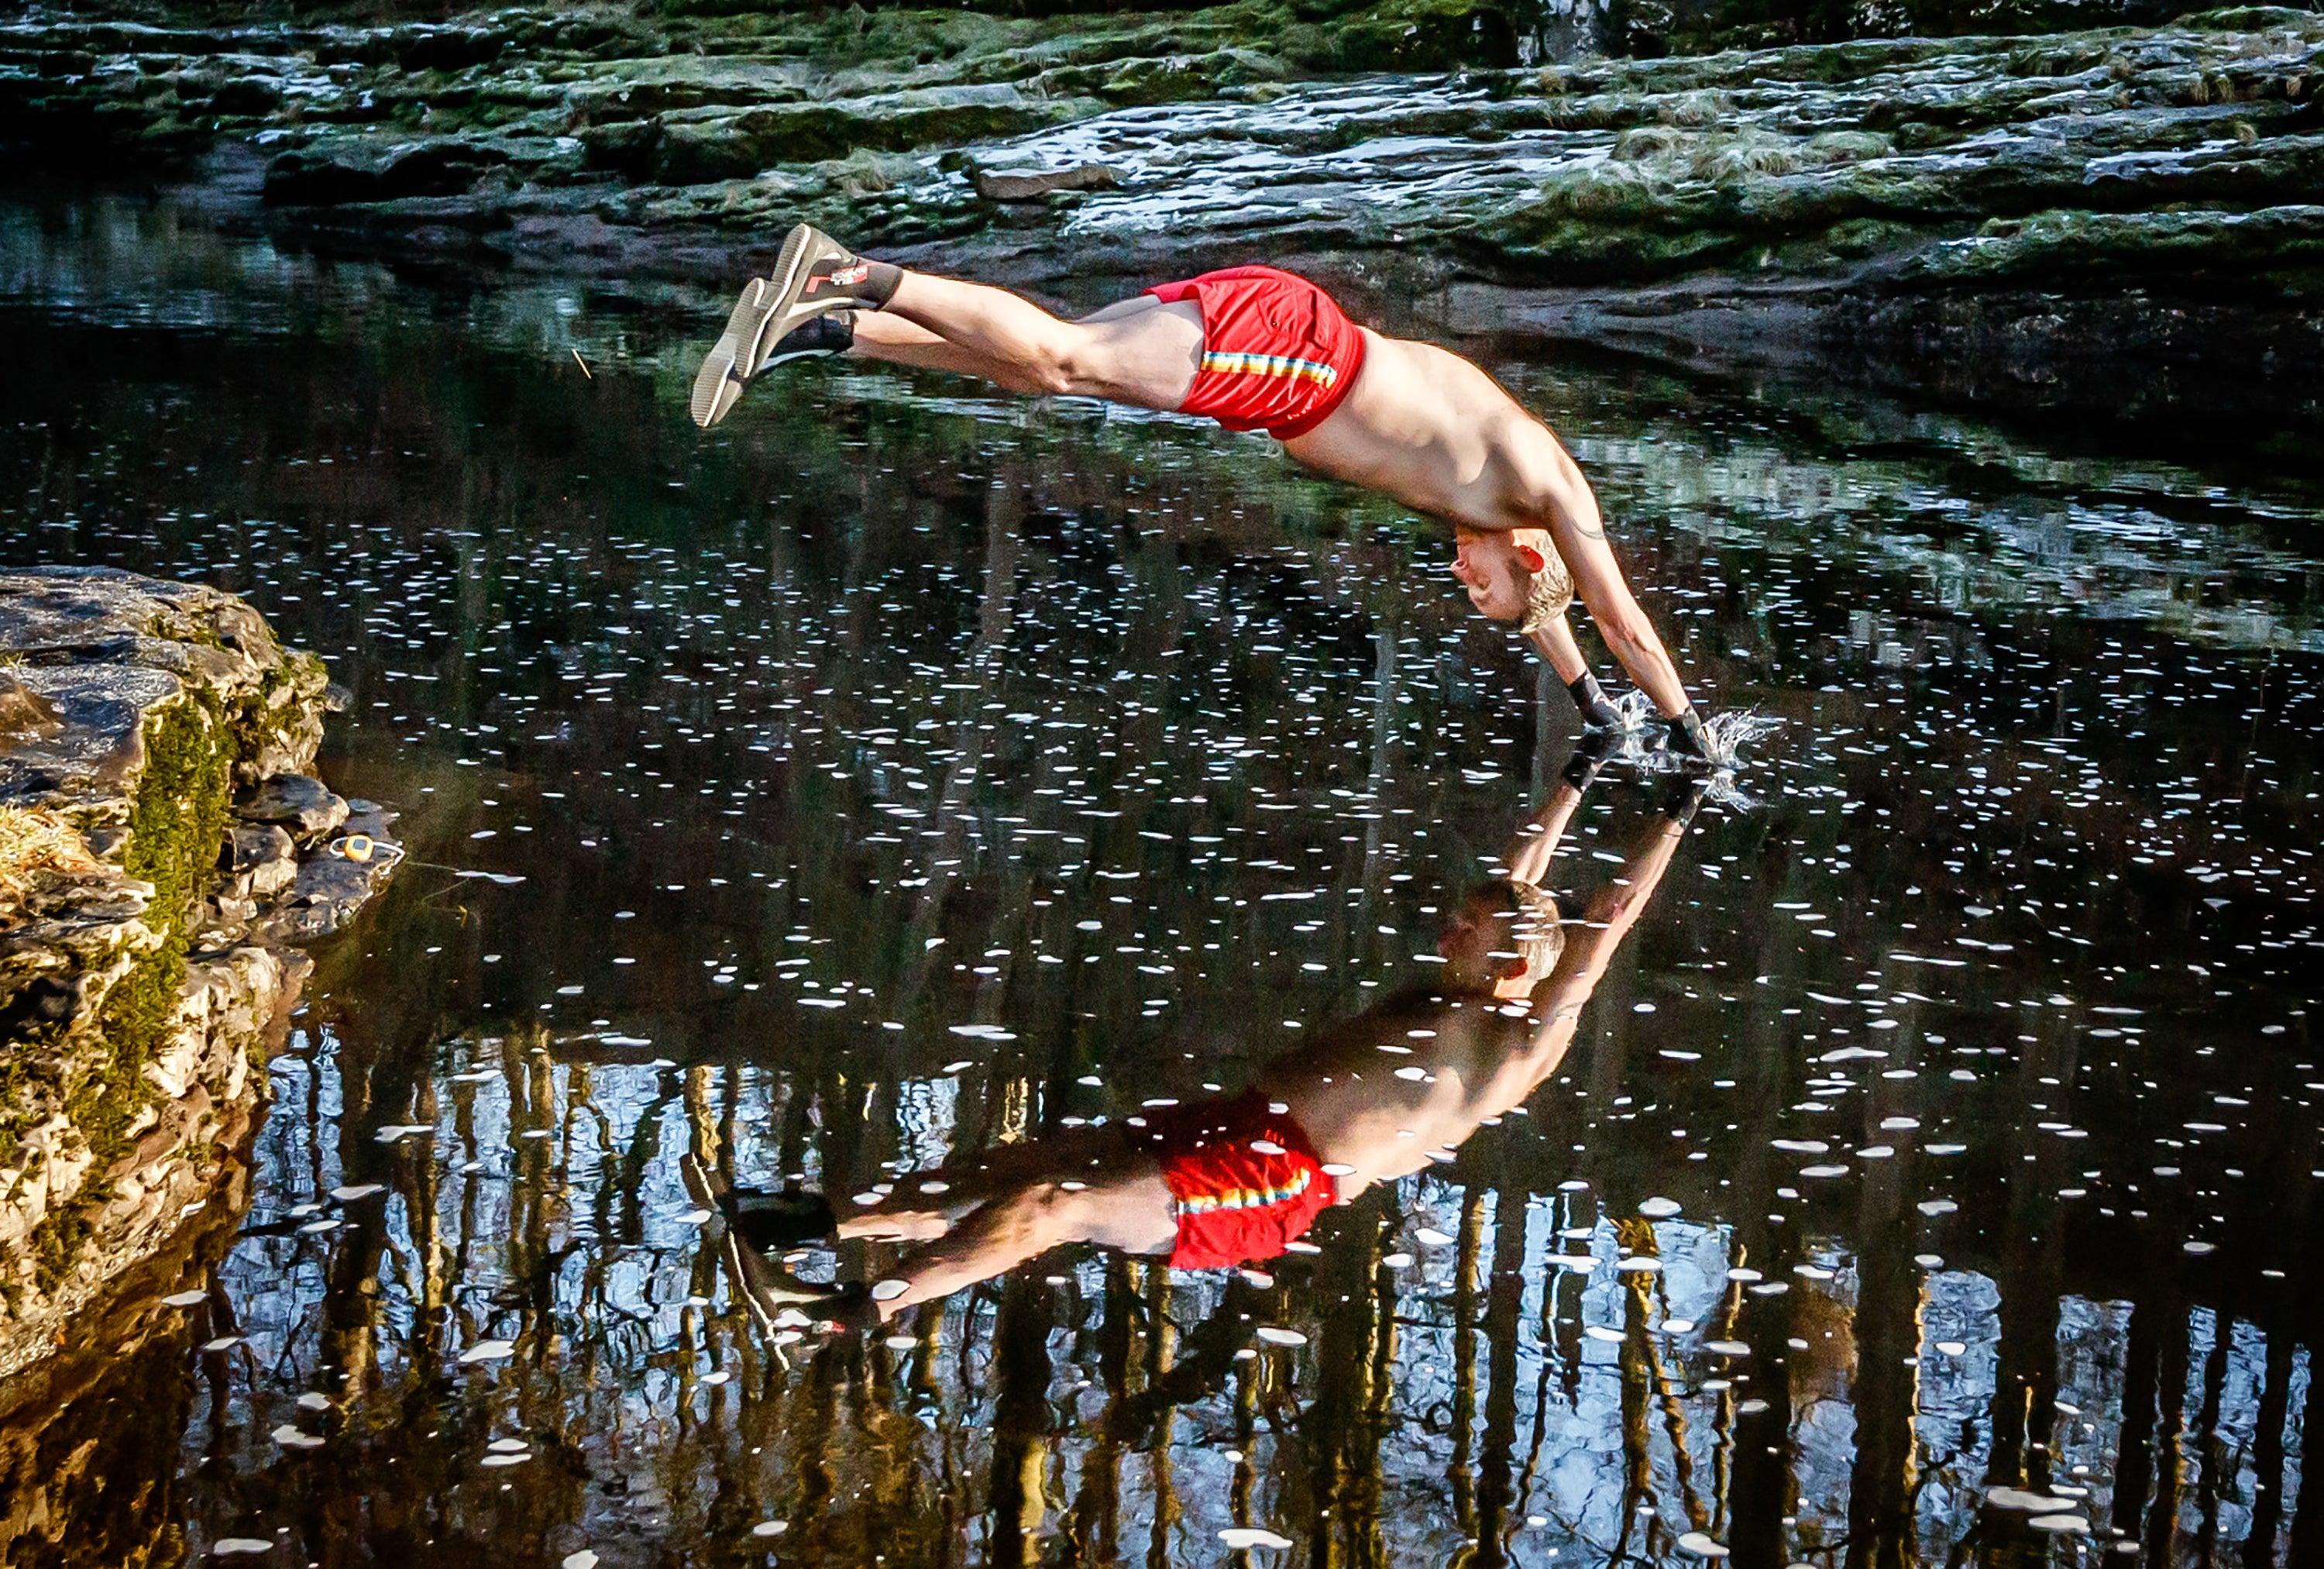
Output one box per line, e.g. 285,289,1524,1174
690,225,1714,760
693,755,1701,1330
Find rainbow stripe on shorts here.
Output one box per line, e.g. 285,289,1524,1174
1198,349,1342,389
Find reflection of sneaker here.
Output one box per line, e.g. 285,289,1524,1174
730,1185,837,1251
681,1154,844,1337
689,225,887,428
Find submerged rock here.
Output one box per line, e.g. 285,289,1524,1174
0,569,397,1380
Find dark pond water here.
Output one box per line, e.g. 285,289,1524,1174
1,192,2320,1567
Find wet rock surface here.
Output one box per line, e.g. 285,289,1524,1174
0,569,396,1380
2,3,2319,399
0,1185,242,1567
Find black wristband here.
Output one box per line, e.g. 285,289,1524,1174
1568,672,1624,729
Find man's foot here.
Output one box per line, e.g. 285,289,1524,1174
689,225,895,428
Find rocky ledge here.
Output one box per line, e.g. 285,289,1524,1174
0,569,396,1380
2,1,2319,405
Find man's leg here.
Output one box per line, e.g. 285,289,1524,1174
871,273,1205,409
1284,331,1693,719
860,1167,1177,1319
842,311,1055,394
842,294,1185,400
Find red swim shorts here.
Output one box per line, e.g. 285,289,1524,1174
1135,1091,1339,1270
1144,266,1367,441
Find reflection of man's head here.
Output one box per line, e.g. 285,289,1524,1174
1437,878,1568,997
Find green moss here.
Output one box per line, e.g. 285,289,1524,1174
71,944,187,1159
30,1201,98,1296
125,697,232,935
22,693,237,1297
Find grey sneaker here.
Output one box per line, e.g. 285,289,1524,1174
757,310,855,373
689,225,886,428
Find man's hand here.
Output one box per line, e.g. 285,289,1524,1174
1567,672,1627,731
1664,707,1715,767
1558,730,1618,793
1656,769,1714,826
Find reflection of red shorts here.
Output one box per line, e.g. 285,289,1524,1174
1133,1091,1339,1269
1145,266,1367,440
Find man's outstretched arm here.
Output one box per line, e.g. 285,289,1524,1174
1525,441,1713,758
1528,617,1630,730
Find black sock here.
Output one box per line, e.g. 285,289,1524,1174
854,260,902,308
812,256,902,309
811,311,856,353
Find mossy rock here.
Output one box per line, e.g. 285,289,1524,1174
0,569,377,1371
651,83,1102,181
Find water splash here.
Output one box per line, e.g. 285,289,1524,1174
1594,691,1780,803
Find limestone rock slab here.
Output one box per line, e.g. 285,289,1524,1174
0,569,394,1379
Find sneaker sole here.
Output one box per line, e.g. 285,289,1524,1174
688,277,768,429
739,223,859,378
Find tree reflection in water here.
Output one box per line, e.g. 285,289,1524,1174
0,198,2315,1565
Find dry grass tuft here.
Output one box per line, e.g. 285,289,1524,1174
0,807,106,910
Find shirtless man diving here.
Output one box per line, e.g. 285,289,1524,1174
689,225,1716,761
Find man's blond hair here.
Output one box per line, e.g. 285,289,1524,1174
1477,877,1569,978
1516,547,1575,635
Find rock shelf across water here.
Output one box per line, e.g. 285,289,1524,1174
1,3,2318,399
0,569,396,1379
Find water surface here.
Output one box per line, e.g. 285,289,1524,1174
0,193,2319,1567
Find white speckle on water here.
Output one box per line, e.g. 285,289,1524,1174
1219,1527,1294,1550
